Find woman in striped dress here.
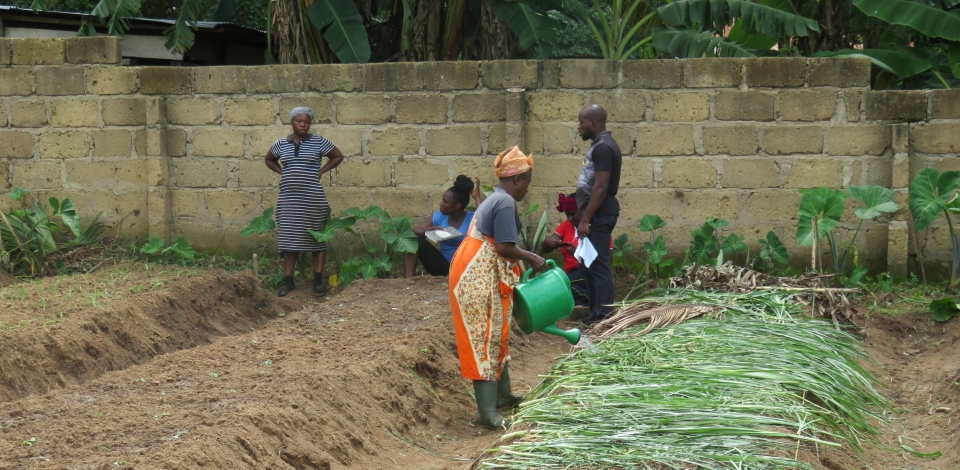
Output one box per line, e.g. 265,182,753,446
264,106,344,297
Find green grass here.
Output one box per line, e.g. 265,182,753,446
485,290,892,469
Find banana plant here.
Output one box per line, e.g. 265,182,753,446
910,167,960,289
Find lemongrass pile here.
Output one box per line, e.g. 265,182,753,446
483,290,890,469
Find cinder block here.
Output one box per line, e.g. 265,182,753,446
65,37,121,64
0,69,33,96
39,130,89,158
85,66,138,94
365,62,419,91
784,159,843,188
166,128,188,157
745,191,801,221
720,158,780,188
481,60,538,89
426,127,482,155
65,160,115,188
279,96,333,124
778,90,837,121
246,65,305,93
35,68,84,95
453,94,504,122
523,123,545,155
336,158,393,187
92,129,132,157
247,128,289,157
307,64,363,92
590,90,647,122
336,95,392,125
610,125,635,155
527,91,584,121
763,126,823,155
171,189,201,217
913,122,960,154
237,159,279,187
0,159,8,190
533,157,583,187
930,90,960,119
541,60,561,89
684,59,742,88
420,61,479,91
395,94,448,124
115,160,147,186
826,125,891,155
166,98,222,126
204,190,262,220
194,66,245,94
51,99,98,127
808,58,871,87
395,157,451,186
703,125,759,156
887,220,909,278
11,38,64,65
857,156,892,187
864,91,926,121
745,58,805,87
844,91,863,122
314,126,362,157
651,92,709,122
679,190,739,221
140,67,192,94
620,156,655,188
101,98,147,126
225,98,277,126
660,157,716,188
135,129,162,156
0,39,10,65
715,92,774,121
636,125,695,156
619,189,678,221
171,159,230,188
542,123,574,154
560,60,618,88
11,100,48,127
368,127,421,156
11,160,61,189
622,60,682,89
0,131,36,158
192,129,245,157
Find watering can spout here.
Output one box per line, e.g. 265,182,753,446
540,323,581,345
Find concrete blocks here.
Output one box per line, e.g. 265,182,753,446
683,59,742,88
192,129,245,157
715,92,775,121
51,99,98,127
636,125,695,156
336,158,392,187
864,91,927,121
140,67,192,95
307,64,364,92
778,90,837,121
171,159,230,187
195,67,246,94
39,130,90,158
396,94,448,124
590,90,647,122
65,37,121,64
420,61,479,90
784,159,843,188
930,90,960,119
11,38,64,65
225,98,277,126
36,68,84,95
660,157,716,188
453,94,505,122
366,62,419,91
102,98,147,126
527,91,584,121
622,60,682,89
0,131,36,158
913,122,960,154
0,69,34,96
560,60,619,89
826,125,891,155
86,66,139,95
395,158,450,186
720,158,780,188
808,57,871,88
762,126,823,155
651,92,709,122
245,65,305,93
11,100,48,127
481,60,538,89
337,95,392,125
92,129,132,157
427,127,482,155
368,127,421,156
279,96,333,124
702,125,759,156
746,58,805,88
167,98,222,126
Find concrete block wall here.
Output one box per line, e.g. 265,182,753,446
2,38,958,276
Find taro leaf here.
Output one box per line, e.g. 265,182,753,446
909,168,960,231
849,185,899,220
690,220,717,264
382,216,418,254
162,237,196,261
310,217,357,243
613,233,632,260
930,298,960,322
644,235,668,265
362,205,387,220
761,231,789,264
9,187,31,201
341,207,364,218
339,257,362,287
797,188,848,246
847,265,868,288
241,207,276,237
361,255,381,279
708,217,730,229
140,236,165,255
721,233,748,255
639,214,667,232
48,197,60,215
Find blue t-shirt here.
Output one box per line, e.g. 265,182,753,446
432,211,475,262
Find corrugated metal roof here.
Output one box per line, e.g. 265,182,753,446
0,5,265,33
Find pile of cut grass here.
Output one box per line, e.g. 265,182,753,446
486,290,890,469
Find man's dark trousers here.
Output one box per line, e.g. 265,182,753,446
583,214,617,324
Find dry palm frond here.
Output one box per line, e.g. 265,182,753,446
596,303,719,338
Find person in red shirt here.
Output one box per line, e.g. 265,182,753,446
541,193,611,315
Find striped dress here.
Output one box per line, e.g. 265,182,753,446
270,134,335,253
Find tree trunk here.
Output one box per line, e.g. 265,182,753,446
441,0,467,60
272,0,311,64
468,0,516,60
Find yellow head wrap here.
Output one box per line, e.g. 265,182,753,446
494,146,534,178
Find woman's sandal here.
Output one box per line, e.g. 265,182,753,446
312,280,328,297
277,281,295,297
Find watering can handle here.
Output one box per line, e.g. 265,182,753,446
521,259,557,283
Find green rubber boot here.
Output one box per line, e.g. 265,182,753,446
496,363,524,409
471,380,509,430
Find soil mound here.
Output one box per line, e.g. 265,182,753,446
0,273,292,403
0,276,569,469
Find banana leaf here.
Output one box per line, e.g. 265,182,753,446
854,0,960,41
486,0,559,59
653,27,756,58
305,0,372,63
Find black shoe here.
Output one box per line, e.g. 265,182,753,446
312,278,328,297
277,277,295,297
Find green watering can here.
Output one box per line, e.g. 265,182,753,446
512,259,582,345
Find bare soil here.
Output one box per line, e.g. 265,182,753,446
0,268,957,469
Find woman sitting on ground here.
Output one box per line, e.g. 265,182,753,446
404,175,481,278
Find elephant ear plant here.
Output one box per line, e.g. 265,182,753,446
909,167,960,290
639,214,673,281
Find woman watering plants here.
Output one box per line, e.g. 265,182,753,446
449,146,545,430
264,106,344,297
403,175,482,278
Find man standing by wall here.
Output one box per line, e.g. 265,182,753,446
575,104,622,325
